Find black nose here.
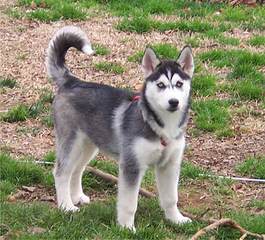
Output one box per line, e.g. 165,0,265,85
168,99,179,108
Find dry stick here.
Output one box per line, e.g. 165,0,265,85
191,218,264,240
86,166,156,198
86,166,264,240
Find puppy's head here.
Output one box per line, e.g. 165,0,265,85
142,46,194,114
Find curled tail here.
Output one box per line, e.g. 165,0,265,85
46,26,94,87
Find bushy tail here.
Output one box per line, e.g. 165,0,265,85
46,26,94,87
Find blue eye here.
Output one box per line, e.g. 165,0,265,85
176,81,183,88
157,82,166,89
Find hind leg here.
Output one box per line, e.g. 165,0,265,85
54,131,89,212
70,138,98,205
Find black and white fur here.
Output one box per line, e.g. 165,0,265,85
46,26,194,230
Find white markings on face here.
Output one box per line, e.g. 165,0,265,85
145,72,191,113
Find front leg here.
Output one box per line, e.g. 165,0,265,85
155,139,191,224
117,154,145,231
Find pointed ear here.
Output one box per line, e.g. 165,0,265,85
177,46,194,78
141,48,160,78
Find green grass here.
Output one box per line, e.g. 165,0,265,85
1,198,264,239
185,37,200,48
199,49,265,68
17,0,89,22
180,161,208,180
94,62,124,74
116,15,153,33
229,80,264,101
1,104,30,122
1,90,54,123
248,199,265,210
192,99,232,136
0,77,16,88
235,156,265,179
217,35,240,46
192,74,217,97
0,152,53,188
43,151,56,163
117,16,216,34
1,152,264,239
128,43,178,63
199,49,265,101
94,44,110,56
41,111,54,127
247,35,265,46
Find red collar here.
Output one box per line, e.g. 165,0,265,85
131,95,167,147
132,95,141,101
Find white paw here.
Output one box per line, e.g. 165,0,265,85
60,204,80,212
72,194,90,205
174,216,192,225
119,223,136,232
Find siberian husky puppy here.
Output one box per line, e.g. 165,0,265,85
46,26,194,230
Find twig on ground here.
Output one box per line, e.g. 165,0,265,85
190,218,264,240
86,166,156,198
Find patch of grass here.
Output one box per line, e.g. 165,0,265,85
41,112,54,127
18,0,88,22
220,6,248,22
0,197,206,239
229,80,264,101
235,156,265,179
0,77,16,88
1,89,54,123
99,0,224,18
152,43,178,59
192,99,232,135
211,178,234,197
128,50,144,63
199,49,265,68
43,151,56,163
94,44,110,56
185,37,200,48
117,16,215,34
94,62,124,74
217,35,240,46
0,180,16,200
199,49,265,101
1,104,30,122
0,152,53,187
154,20,214,33
192,74,217,97
101,0,176,16
90,159,118,176
247,35,265,46
180,161,208,180
128,43,178,63
116,15,153,33
248,199,265,210
226,210,265,234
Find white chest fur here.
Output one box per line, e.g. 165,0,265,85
133,136,185,168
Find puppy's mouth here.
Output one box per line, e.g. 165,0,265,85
167,106,179,112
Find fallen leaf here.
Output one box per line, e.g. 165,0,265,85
22,186,36,193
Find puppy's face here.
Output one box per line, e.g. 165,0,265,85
142,47,194,115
